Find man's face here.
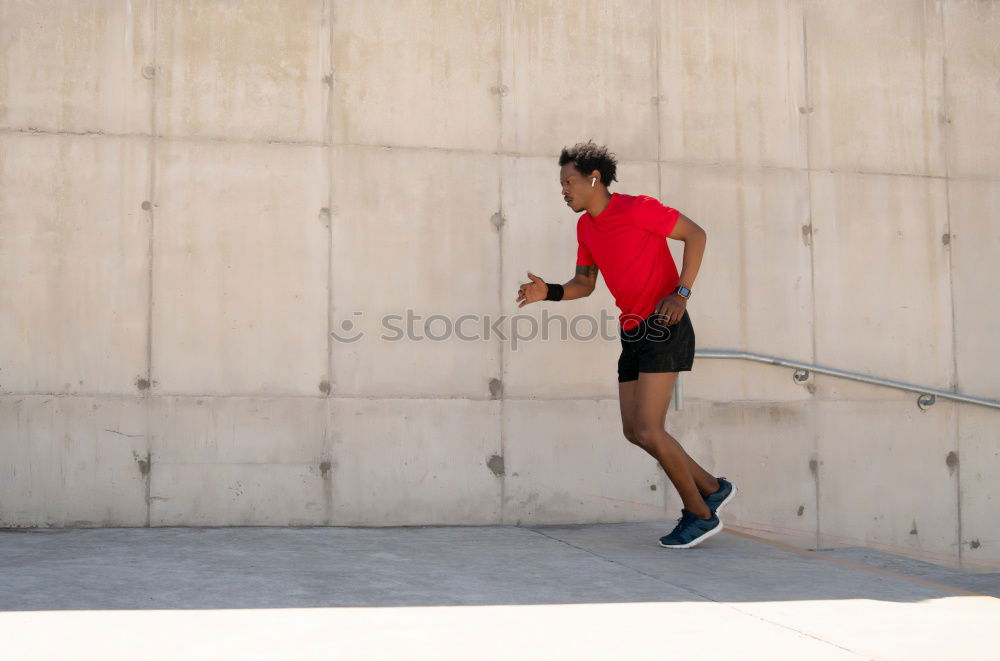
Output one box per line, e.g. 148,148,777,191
560,163,595,213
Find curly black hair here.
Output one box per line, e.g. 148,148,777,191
558,141,618,186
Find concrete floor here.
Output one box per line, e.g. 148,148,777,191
1,523,998,660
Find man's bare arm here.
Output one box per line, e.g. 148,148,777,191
561,264,599,300
653,212,707,325
515,264,598,307
668,213,707,291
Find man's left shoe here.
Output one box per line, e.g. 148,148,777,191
703,477,737,515
658,509,723,549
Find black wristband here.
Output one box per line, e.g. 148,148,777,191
544,283,564,301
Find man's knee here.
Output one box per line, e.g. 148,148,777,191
622,427,641,446
634,424,663,447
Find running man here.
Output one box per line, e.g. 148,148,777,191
515,141,737,549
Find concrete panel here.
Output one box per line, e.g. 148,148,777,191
332,0,500,151
957,405,1000,571
815,401,959,564
502,0,658,160
329,399,501,525
660,164,741,345
810,171,953,398
943,1,1000,179
659,0,807,168
503,399,669,524
805,0,945,176
150,462,327,526
150,396,327,464
0,133,150,395
0,0,153,134
155,0,326,142
739,168,813,361
0,395,148,526
151,140,328,395
950,179,1000,397
660,163,814,402
500,157,658,398
681,361,815,408
330,146,500,398
672,401,819,548
802,373,915,407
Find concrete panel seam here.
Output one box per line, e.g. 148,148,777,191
325,0,335,401
324,0,335,526
654,0,666,512
142,0,161,529
527,526,709,601
8,126,1000,184
497,0,512,525
151,461,322,467
939,6,963,565
800,3,821,549
528,526,862,654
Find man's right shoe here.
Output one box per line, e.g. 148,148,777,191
704,477,737,515
658,509,723,549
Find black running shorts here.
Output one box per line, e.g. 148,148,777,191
617,310,696,382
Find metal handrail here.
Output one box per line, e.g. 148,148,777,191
671,349,1000,412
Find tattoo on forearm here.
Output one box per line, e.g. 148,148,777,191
576,264,598,278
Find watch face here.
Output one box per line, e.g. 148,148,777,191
677,286,691,297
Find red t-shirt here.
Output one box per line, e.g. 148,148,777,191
576,193,681,331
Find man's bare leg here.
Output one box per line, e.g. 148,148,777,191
618,376,719,495
618,372,719,518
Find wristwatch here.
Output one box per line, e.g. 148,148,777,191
675,285,692,299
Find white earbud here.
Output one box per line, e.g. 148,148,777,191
591,178,596,187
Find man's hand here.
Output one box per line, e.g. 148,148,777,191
515,272,548,308
654,293,687,325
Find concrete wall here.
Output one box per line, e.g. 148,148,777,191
1,0,997,570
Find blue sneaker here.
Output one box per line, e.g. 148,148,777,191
658,509,723,549
704,477,737,514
